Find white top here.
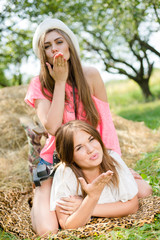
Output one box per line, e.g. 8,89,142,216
50,151,138,211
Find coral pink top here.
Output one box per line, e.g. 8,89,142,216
25,76,121,163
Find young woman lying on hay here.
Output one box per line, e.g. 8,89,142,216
24,18,152,236
50,120,139,229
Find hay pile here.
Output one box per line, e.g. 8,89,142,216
0,85,34,190
0,85,159,190
113,114,160,166
0,85,160,239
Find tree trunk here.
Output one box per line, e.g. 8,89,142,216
137,79,153,100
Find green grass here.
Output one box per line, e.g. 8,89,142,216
117,100,160,129
0,229,17,240
104,145,160,239
0,69,160,239
106,216,160,239
106,68,160,130
135,146,160,196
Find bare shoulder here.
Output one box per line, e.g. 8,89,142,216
83,66,100,80
83,66,108,102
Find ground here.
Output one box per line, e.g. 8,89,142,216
0,84,159,190
0,85,160,239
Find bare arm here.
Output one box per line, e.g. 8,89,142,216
56,171,113,229
35,53,68,135
35,81,66,135
56,194,98,229
57,194,138,218
92,195,139,218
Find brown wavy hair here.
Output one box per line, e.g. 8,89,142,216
38,29,99,127
55,120,120,197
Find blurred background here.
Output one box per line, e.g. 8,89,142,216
0,0,160,100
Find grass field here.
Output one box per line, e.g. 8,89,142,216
0,69,160,239
106,68,160,130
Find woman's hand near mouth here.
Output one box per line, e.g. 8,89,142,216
46,52,69,83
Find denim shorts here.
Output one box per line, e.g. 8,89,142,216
38,158,52,166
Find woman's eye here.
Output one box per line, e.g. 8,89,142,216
76,146,82,151
44,45,50,49
57,40,63,44
89,137,95,142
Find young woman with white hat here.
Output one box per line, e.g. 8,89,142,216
25,18,152,236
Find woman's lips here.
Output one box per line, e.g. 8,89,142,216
90,153,99,160
52,52,63,58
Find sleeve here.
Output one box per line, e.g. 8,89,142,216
109,150,138,202
50,164,81,211
93,96,121,156
24,76,51,108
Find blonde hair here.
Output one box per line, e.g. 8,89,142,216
55,120,120,197
38,29,99,127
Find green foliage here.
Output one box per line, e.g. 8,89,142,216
118,100,160,129
0,1,33,86
107,69,160,129
0,68,11,87
106,215,160,239
0,228,17,239
0,0,160,97
135,147,160,196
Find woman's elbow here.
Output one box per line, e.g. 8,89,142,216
59,218,74,230
131,201,139,214
60,220,85,230
44,120,61,136
60,222,75,230
129,195,139,214
43,122,56,136
59,221,66,230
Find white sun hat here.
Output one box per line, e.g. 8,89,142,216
32,18,80,58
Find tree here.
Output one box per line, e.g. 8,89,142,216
58,0,160,99
0,1,33,86
1,0,160,99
